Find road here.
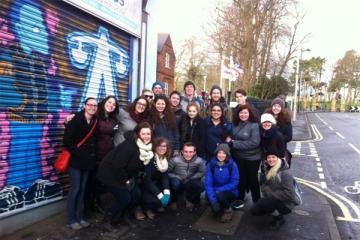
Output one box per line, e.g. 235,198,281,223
289,112,360,240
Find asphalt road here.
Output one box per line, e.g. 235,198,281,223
289,112,360,240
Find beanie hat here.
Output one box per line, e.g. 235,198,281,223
184,81,196,90
215,143,231,157
152,81,164,90
210,85,222,96
261,113,276,124
271,97,285,109
264,146,280,158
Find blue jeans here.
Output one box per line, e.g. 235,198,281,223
170,178,204,204
109,184,141,217
216,191,236,209
67,167,89,224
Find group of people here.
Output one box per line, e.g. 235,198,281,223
62,80,301,231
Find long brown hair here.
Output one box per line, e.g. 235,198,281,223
149,94,175,128
232,104,258,126
264,107,291,127
153,137,172,159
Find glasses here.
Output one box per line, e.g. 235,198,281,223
157,145,167,148
211,109,222,112
144,95,153,99
86,104,98,108
136,102,147,107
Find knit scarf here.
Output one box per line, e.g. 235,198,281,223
154,153,168,173
136,139,153,165
130,111,145,124
262,125,277,139
266,158,282,181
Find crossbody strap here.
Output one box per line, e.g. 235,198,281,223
77,120,98,147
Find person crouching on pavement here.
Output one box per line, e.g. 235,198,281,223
251,148,301,229
141,138,171,219
205,144,240,223
168,142,206,210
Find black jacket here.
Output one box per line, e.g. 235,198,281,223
63,110,98,170
260,127,285,159
143,158,170,196
97,137,144,188
181,116,206,159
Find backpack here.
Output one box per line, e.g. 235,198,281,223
293,178,303,205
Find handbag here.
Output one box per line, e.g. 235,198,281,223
55,120,98,173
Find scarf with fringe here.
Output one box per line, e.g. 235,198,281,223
154,153,168,173
136,139,153,165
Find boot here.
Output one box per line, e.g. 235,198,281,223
220,208,234,223
134,206,146,220
145,209,156,219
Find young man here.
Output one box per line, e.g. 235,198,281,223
180,81,204,113
152,81,164,96
168,142,206,210
232,88,259,119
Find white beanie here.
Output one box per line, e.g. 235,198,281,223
261,113,276,124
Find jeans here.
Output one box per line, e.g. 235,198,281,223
142,189,162,210
216,191,236,209
170,178,204,204
67,167,89,224
251,196,291,216
108,184,141,217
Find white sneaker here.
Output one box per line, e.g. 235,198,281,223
79,220,90,227
67,222,82,230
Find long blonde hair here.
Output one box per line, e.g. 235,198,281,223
266,157,282,181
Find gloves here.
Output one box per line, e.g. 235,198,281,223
162,194,170,207
211,201,221,216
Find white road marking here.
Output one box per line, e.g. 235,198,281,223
329,126,334,131
317,167,323,172
335,132,345,139
319,173,325,179
323,121,328,125
321,182,327,189
317,162,322,167
315,157,320,162
348,143,360,154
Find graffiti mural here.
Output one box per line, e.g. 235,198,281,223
0,0,130,216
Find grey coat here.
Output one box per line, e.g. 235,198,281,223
261,160,301,209
168,154,206,183
114,108,137,146
232,121,262,161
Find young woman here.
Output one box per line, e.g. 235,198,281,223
205,144,239,223
97,122,154,225
206,85,228,117
264,97,292,148
181,103,206,158
64,97,98,230
260,113,285,159
114,96,149,146
149,94,180,155
85,96,119,216
141,138,171,219
231,104,262,204
205,103,232,161
251,148,301,229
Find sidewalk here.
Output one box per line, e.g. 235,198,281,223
3,113,341,240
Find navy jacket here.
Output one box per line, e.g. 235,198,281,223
153,118,180,151
205,117,232,160
143,158,170,196
205,158,239,205
181,116,206,159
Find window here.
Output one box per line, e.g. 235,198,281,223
165,53,170,68
164,82,168,95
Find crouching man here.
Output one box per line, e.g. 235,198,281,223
168,142,206,210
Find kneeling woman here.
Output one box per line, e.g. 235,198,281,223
141,138,171,219
97,122,154,225
251,148,301,228
205,144,240,223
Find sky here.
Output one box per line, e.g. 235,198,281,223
152,0,360,82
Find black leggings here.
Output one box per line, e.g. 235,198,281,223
235,158,261,202
251,196,291,216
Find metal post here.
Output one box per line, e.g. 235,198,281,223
203,75,207,91
293,51,301,121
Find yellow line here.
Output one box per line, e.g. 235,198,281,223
294,177,321,187
296,179,353,219
336,217,360,222
331,191,360,219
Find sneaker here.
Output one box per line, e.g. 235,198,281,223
24,179,62,205
79,220,90,227
170,202,178,211
67,222,82,230
231,199,244,210
0,186,25,213
220,208,234,223
134,207,146,220
145,209,156,219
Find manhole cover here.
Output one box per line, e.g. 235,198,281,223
294,209,310,216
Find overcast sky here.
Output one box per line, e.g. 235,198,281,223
152,0,360,81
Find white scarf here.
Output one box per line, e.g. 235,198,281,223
154,153,168,173
136,139,153,165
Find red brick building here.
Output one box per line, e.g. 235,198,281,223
157,33,176,95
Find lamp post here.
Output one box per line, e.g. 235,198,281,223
293,48,310,121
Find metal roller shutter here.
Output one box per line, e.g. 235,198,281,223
0,0,132,217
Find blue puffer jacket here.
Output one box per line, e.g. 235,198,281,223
205,158,240,205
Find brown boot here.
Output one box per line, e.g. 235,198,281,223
134,206,146,220
220,208,234,223
145,209,156,219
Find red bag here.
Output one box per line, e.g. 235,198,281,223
54,149,71,173
55,120,97,173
